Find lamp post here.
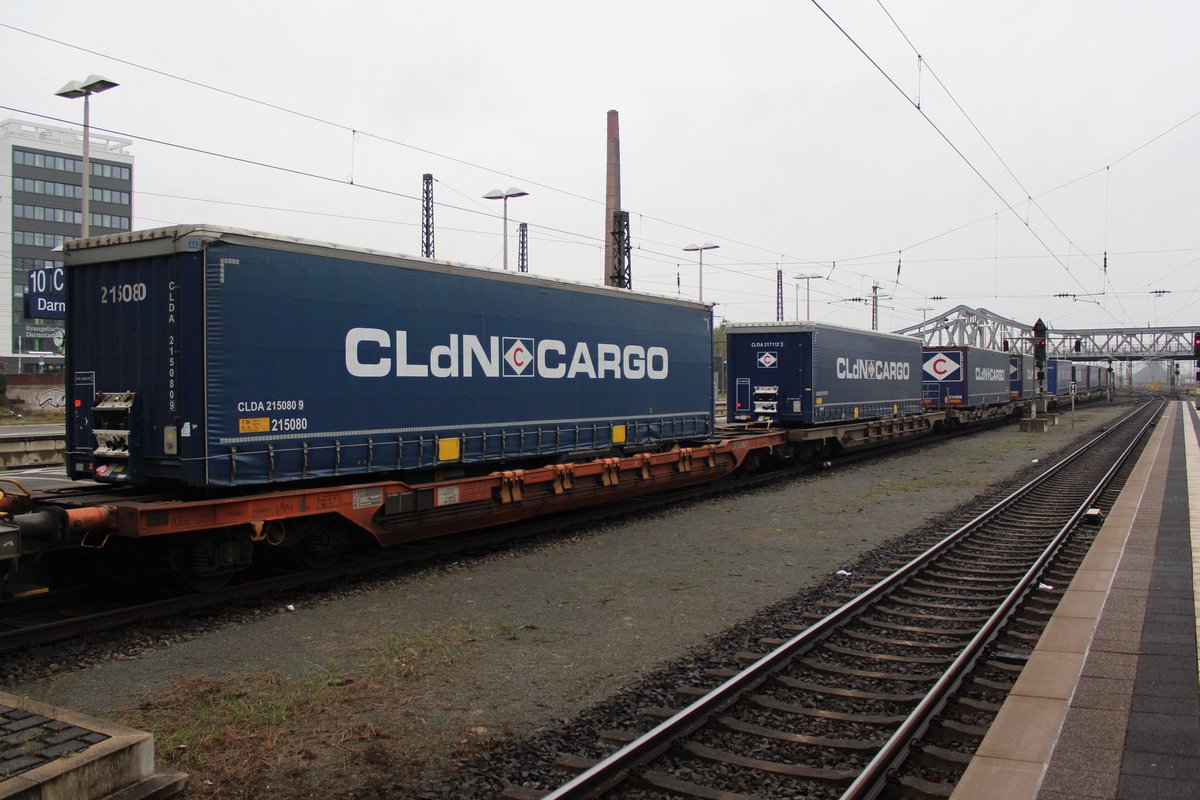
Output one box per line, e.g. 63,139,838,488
55,75,119,239
682,243,719,303
793,273,822,320
483,187,529,270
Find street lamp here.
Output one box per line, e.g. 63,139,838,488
682,243,719,302
483,187,529,270
55,74,119,239
793,273,822,320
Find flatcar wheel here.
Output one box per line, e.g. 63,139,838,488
294,528,346,570
177,570,234,593
171,535,251,593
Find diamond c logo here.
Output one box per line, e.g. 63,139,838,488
502,337,534,376
923,352,961,381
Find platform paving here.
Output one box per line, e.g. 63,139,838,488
0,691,184,800
953,400,1200,800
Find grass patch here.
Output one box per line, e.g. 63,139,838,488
0,402,63,425
120,622,502,799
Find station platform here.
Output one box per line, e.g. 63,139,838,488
0,691,185,800
954,400,1200,800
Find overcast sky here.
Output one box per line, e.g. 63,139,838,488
3,1,1197,334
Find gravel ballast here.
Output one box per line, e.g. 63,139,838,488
7,403,1134,798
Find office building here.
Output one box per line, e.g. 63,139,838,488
1,118,134,373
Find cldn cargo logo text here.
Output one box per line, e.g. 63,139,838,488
345,328,670,380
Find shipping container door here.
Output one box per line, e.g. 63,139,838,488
734,378,750,416
66,251,203,481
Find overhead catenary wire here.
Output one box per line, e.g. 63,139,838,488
856,2,1200,326
817,0,1102,312
0,21,828,271
6,19,1196,328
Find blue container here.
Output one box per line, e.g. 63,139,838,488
726,323,923,425
921,346,1011,408
1009,354,1037,399
1045,359,1075,396
64,226,714,487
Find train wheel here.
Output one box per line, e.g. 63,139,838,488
177,570,234,593
293,527,348,570
172,533,253,593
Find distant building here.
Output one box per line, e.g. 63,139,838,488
1,118,134,373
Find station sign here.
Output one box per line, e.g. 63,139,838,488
24,265,65,321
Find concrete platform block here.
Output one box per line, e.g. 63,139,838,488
0,692,185,800
1020,417,1049,433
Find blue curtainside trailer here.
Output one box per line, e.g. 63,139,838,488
1009,354,1037,400
921,346,1011,408
725,322,923,425
63,226,714,488
1045,359,1075,396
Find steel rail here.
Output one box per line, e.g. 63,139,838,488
540,399,1158,799
1,407,1029,654
840,398,1162,799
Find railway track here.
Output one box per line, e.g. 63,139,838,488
504,399,1160,800
0,411,1032,658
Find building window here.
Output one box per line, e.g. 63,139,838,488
12,231,68,248
13,148,130,181
13,204,84,224
14,258,61,271
12,177,82,199
90,161,130,181
12,177,130,205
91,186,130,204
89,213,130,230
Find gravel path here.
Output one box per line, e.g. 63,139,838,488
7,402,1132,798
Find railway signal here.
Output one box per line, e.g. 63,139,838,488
1032,318,1048,415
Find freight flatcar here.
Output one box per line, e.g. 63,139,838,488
726,323,923,425
921,346,1010,408
63,226,714,488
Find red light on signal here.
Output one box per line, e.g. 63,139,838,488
736,402,742,408
74,399,82,407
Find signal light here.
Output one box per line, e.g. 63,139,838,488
1193,331,1200,359
1032,318,1048,366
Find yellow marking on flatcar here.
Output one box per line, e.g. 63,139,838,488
438,437,461,462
